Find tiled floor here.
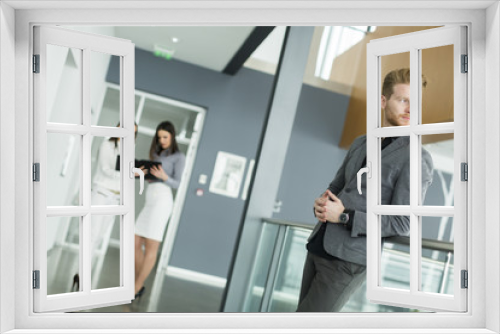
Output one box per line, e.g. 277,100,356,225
48,243,414,314
47,244,225,313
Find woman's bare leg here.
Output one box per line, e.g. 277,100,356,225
134,237,160,294
134,235,145,282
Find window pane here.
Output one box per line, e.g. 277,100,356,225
351,26,370,32
380,52,410,128
422,134,454,206
135,94,142,116
315,26,366,80
92,55,121,127
381,215,410,291
139,98,197,141
380,136,410,205
421,45,454,124
268,227,309,312
336,28,365,57
46,44,82,124
91,215,121,290
91,136,122,205
47,216,81,295
420,216,454,295
241,223,280,312
47,133,81,206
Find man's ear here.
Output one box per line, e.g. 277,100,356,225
381,95,387,109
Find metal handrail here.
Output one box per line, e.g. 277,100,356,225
255,217,454,312
262,218,453,253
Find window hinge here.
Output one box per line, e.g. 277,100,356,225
33,54,40,73
33,163,40,182
461,54,468,73
461,270,468,289
33,270,40,289
461,162,468,181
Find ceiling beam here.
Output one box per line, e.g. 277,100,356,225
223,26,275,75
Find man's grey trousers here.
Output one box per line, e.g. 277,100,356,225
297,252,366,312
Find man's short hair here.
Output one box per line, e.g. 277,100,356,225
382,68,427,99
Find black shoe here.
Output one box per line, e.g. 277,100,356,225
71,273,80,292
134,286,145,301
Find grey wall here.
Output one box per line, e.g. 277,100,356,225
107,48,352,278
107,49,272,278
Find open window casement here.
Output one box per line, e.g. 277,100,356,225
33,26,139,312
365,26,467,312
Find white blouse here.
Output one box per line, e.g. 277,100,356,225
92,139,121,192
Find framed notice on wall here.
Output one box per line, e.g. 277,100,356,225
209,151,247,198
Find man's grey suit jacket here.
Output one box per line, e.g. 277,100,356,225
308,135,434,266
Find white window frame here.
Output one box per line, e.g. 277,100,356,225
33,25,136,313
1,2,498,334
365,26,467,312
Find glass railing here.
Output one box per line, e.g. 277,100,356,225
241,218,454,312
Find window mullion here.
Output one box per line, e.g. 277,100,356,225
409,47,420,295
82,47,92,294
46,123,130,138
122,50,135,295
373,206,455,217
372,124,455,138
413,123,454,135
373,205,411,215
372,126,411,138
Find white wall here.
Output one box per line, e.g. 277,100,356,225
485,3,500,333
5,5,496,332
0,2,16,333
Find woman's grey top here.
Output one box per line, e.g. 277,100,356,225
151,150,186,189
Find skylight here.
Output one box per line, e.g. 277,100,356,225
315,26,376,80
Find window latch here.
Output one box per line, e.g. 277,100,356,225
130,161,144,195
357,162,371,195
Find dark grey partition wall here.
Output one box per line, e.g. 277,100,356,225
272,83,350,224
222,27,315,312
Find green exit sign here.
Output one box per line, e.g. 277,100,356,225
154,44,174,60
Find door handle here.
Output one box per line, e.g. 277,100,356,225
130,161,145,195
357,162,371,195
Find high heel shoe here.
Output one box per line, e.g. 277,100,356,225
71,273,80,292
134,286,145,302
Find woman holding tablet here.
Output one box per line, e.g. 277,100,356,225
134,121,186,300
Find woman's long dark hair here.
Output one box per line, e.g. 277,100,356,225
149,121,179,160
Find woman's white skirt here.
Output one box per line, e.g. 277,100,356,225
135,182,173,242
